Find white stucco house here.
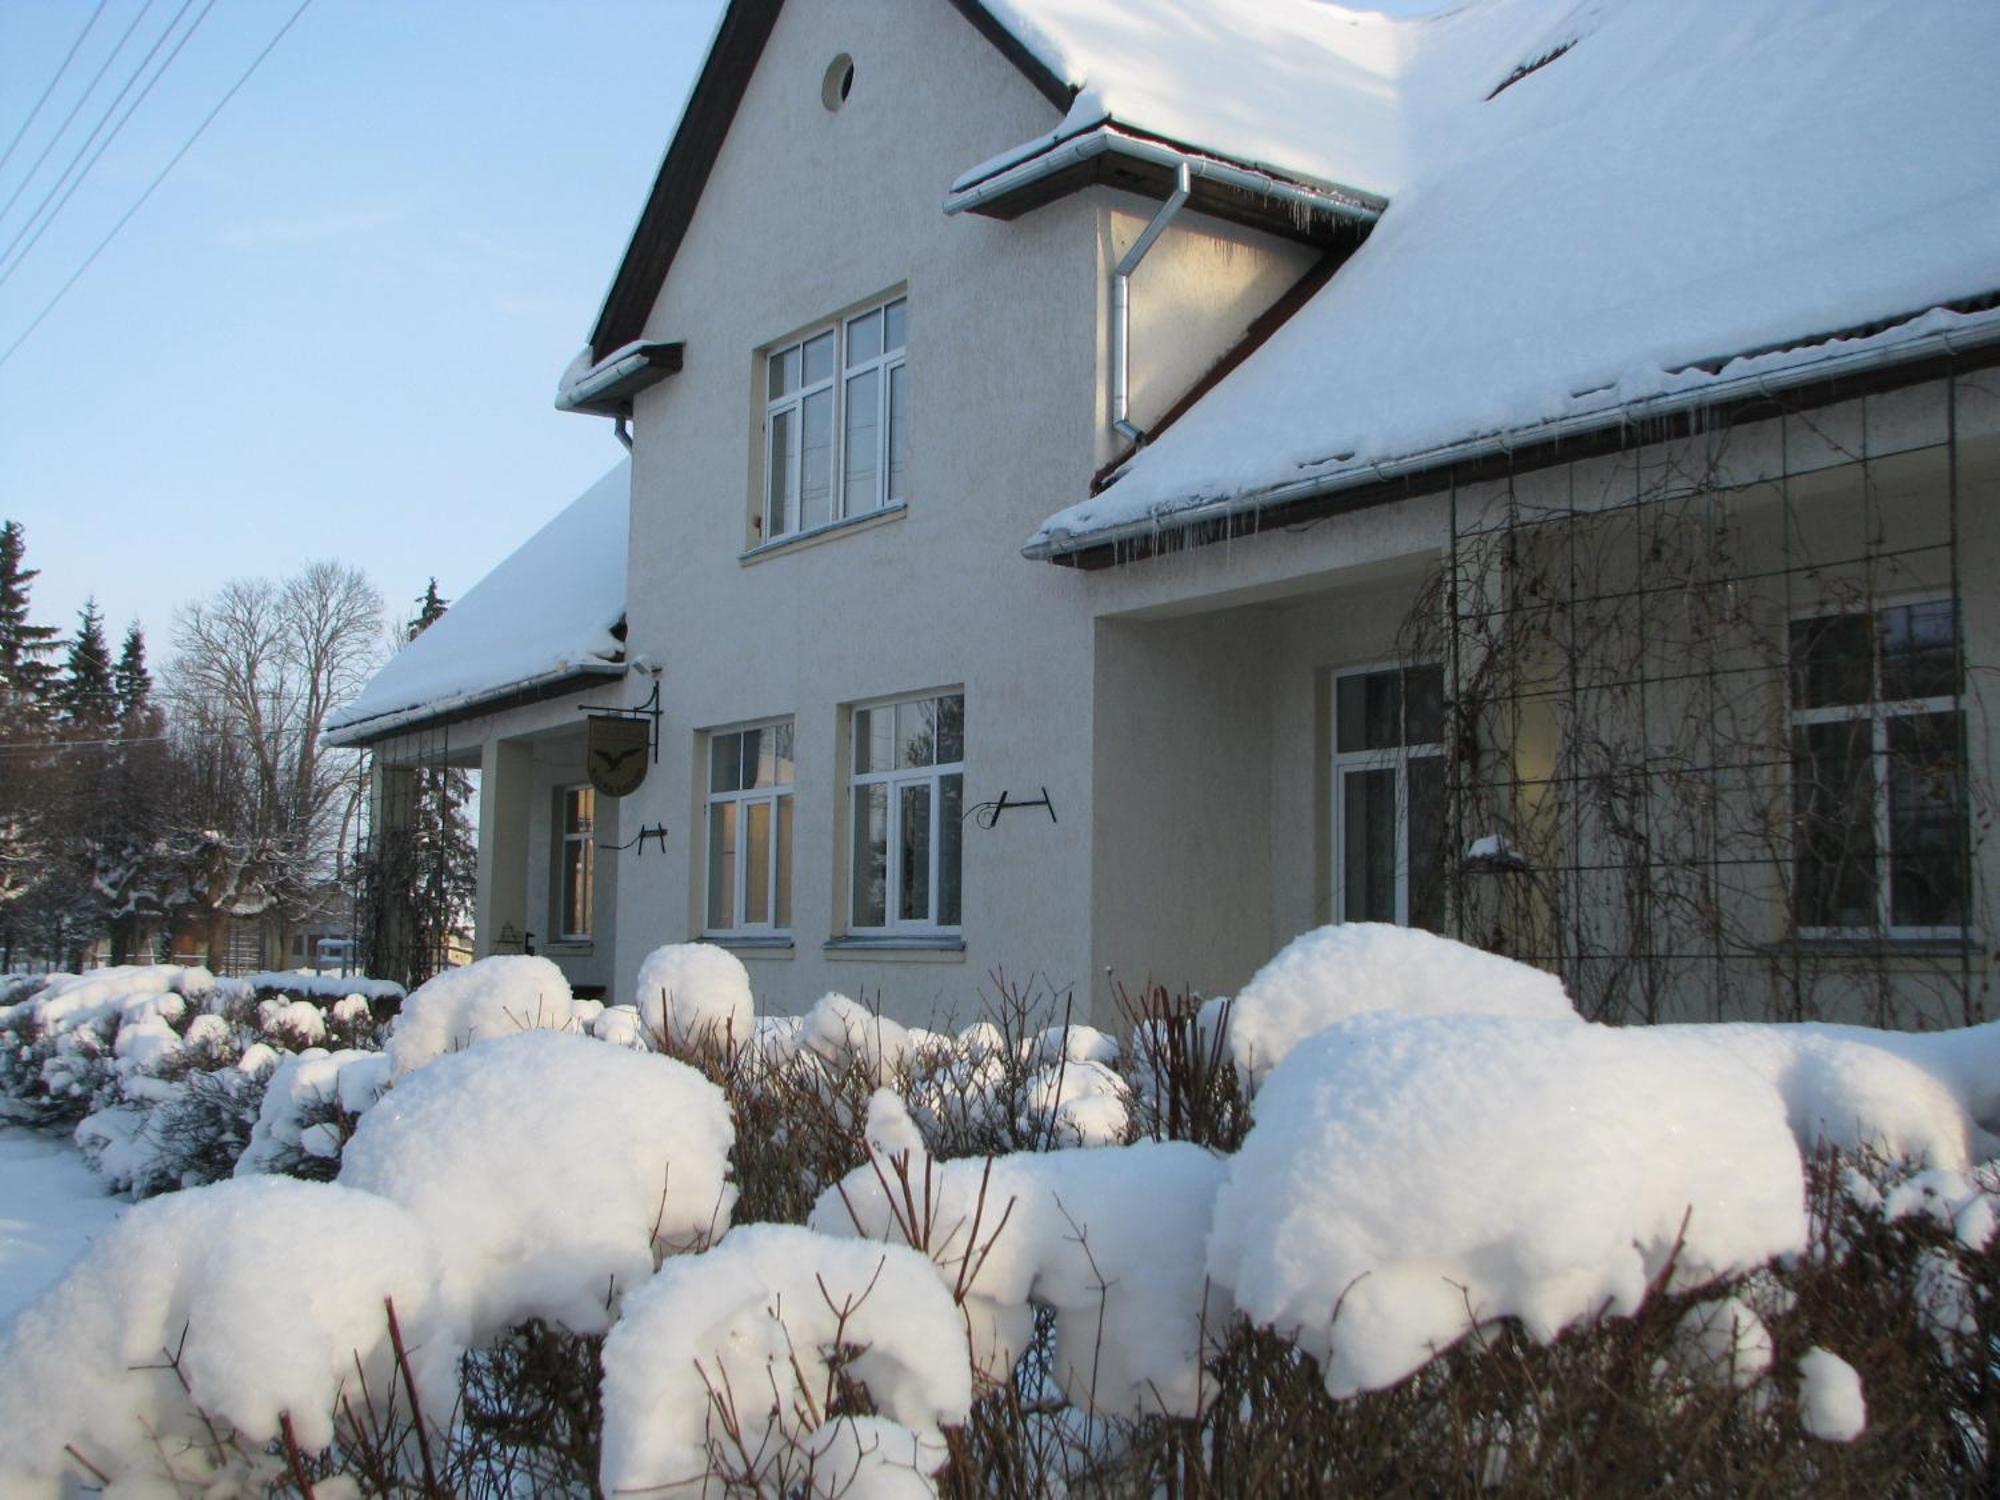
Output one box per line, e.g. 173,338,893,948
329,0,2000,1028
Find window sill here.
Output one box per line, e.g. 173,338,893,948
1763,933,1981,959
741,502,906,564
546,941,594,955
824,935,966,962
703,933,795,957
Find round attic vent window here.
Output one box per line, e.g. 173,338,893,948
822,54,854,111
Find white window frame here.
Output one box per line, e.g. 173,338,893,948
1789,593,1968,940
761,295,906,544
555,784,596,942
1331,662,1445,928
703,720,795,937
848,691,963,935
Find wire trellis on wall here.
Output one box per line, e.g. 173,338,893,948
1401,373,1994,1028
350,721,474,991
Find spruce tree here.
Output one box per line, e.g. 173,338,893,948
57,598,115,736
0,520,60,736
113,622,161,738
411,577,449,639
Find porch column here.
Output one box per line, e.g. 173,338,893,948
477,739,533,957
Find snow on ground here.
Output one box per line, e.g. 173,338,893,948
0,1126,127,1333
1029,0,2000,550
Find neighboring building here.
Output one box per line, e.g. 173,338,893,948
331,0,2000,1029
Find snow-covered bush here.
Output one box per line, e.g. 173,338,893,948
339,1028,736,1339
235,1046,391,1179
0,964,216,1121
814,1091,1227,1419
1208,1013,1809,1396
1202,922,1579,1088
635,940,755,1048
386,953,581,1077
599,1222,971,1496
0,1176,456,1494
13,928,2000,1493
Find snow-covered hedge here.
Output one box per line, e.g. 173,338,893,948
5,929,2000,1494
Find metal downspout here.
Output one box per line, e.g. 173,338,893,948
1111,160,1191,445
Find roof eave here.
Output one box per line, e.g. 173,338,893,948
556,340,685,417
946,126,1385,248
1028,308,2000,570
324,662,627,749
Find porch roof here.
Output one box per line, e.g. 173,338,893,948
325,461,629,747
1028,0,2000,562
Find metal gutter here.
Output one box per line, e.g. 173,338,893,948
1025,310,2000,563
323,662,627,749
944,125,1385,228
555,340,684,417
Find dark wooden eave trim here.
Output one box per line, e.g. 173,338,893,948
587,0,1077,364
1053,329,2000,571
942,0,1077,111
561,341,685,418
336,668,626,751
589,0,785,362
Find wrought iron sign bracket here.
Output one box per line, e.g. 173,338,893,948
579,676,662,765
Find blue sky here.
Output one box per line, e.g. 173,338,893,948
0,0,722,654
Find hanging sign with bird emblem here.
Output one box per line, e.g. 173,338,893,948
586,714,650,797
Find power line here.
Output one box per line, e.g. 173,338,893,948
0,0,315,372
0,0,113,183
0,0,212,290
0,0,158,235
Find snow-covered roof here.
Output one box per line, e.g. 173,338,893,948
1028,0,2000,558
966,0,1437,199
325,462,630,744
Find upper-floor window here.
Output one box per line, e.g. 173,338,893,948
1790,597,1967,934
706,721,795,934
556,785,596,941
1333,664,1445,931
763,296,907,543
850,691,962,932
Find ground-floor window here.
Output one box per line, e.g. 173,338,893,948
1333,663,1445,930
556,785,595,940
705,721,795,934
850,691,963,932
1790,596,1967,935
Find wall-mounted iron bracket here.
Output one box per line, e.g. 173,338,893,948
966,786,1058,829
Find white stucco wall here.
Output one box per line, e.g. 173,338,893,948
568,0,1337,1025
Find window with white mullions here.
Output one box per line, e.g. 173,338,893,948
763,297,906,543
850,692,963,932
705,722,795,935
1333,664,1446,931
557,786,596,941
1789,597,1968,936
